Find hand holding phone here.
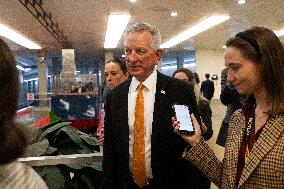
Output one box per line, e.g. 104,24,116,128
173,104,195,135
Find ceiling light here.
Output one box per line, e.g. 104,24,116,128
16,65,25,71
223,45,227,49
129,0,137,2
122,54,125,57
161,15,230,48
104,14,131,48
237,0,246,4
161,65,177,70
0,23,41,49
171,12,178,17
275,28,284,37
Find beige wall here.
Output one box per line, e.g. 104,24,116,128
195,50,225,99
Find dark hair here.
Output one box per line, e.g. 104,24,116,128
172,68,195,85
106,58,128,75
226,26,284,114
194,72,200,84
0,38,28,164
205,73,210,79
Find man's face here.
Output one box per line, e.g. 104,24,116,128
124,31,163,82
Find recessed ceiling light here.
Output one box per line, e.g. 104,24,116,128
104,14,131,48
16,65,25,71
129,0,137,2
161,15,230,48
0,23,41,49
171,12,177,17
237,0,246,4
275,28,284,37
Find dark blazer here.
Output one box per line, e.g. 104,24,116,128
200,79,215,101
102,72,210,189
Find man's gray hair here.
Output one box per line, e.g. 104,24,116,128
125,23,161,50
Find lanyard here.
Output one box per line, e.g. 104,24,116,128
244,106,256,159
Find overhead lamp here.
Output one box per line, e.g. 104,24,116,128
161,65,177,70
171,12,178,17
129,0,137,2
161,15,230,48
16,65,25,71
104,14,131,48
237,0,246,5
0,23,41,49
275,28,284,37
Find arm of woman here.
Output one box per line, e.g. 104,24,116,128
173,114,223,187
182,138,223,187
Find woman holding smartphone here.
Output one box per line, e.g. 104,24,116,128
173,27,284,188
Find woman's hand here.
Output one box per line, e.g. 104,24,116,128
201,122,207,134
97,127,104,142
172,113,202,146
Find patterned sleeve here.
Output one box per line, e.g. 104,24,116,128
182,138,223,187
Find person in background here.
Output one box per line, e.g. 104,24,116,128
97,58,128,142
172,68,213,141
85,77,96,92
194,72,200,86
73,81,86,93
216,68,243,147
70,84,77,93
200,73,215,102
173,26,284,188
0,38,48,189
104,58,128,91
102,23,209,189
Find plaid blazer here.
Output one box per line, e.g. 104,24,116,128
183,109,284,189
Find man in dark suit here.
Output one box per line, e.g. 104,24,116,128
101,23,210,189
200,73,215,102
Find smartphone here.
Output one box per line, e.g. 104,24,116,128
173,104,195,135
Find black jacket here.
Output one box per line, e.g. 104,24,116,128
101,72,210,189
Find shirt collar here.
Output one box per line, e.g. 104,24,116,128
130,68,157,92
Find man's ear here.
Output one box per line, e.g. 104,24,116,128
155,48,164,61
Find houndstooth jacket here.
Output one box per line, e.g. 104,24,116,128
183,109,284,189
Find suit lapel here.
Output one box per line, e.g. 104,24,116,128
152,72,169,141
226,116,246,188
238,115,284,187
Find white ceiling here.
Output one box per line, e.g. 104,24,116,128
0,0,283,56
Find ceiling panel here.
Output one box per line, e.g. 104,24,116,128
0,0,283,59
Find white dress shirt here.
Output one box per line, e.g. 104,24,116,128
128,69,157,179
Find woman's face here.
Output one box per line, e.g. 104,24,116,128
224,47,262,95
173,72,191,84
104,62,128,89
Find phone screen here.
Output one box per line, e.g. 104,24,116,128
173,104,194,135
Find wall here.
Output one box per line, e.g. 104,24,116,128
195,50,225,99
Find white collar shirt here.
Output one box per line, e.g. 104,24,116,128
128,69,157,179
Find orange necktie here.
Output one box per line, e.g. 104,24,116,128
132,83,147,188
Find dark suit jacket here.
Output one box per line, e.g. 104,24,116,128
200,79,215,100
101,72,210,189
